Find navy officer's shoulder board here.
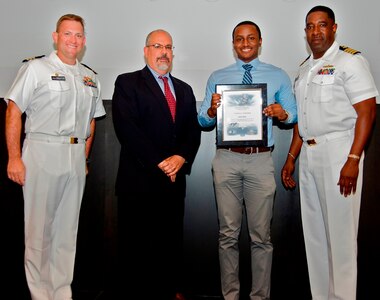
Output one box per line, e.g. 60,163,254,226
339,45,361,55
81,62,97,74
22,55,45,63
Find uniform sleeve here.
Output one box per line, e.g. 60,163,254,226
4,63,37,113
93,77,106,118
344,55,379,105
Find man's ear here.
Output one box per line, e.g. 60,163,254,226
52,31,58,44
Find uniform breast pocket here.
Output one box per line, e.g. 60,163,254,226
311,75,334,103
84,85,98,99
48,81,71,108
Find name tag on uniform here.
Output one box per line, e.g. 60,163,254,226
51,73,66,81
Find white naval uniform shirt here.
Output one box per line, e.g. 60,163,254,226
5,51,106,138
294,41,378,140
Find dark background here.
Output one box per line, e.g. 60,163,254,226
2,100,379,299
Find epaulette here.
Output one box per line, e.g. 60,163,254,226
340,45,361,55
81,63,97,74
300,55,310,66
22,55,45,63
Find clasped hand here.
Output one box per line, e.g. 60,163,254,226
158,155,185,182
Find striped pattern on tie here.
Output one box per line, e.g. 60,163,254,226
242,64,253,84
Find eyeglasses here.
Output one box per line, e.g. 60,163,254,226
146,43,175,51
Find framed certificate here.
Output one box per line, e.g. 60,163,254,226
216,84,268,147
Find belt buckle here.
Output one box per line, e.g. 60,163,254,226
307,139,316,146
70,137,78,144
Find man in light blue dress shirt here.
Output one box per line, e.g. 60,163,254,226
198,21,297,300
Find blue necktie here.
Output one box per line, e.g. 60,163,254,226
242,64,253,84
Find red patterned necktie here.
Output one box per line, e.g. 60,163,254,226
159,76,176,121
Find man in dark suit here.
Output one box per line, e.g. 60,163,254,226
112,29,201,300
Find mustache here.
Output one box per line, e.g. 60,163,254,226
156,54,170,62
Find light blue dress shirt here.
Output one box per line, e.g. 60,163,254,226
147,65,176,99
198,58,297,147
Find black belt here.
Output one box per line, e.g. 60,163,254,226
218,146,273,154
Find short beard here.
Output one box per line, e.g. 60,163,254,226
157,63,169,71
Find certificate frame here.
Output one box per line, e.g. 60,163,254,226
216,84,268,147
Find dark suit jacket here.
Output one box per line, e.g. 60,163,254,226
112,66,201,198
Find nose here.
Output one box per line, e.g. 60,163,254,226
312,26,321,35
242,38,250,45
68,34,77,43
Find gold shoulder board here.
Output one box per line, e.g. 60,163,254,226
339,45,361,55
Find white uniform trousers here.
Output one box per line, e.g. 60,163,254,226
22,137,86,300
299,131,362,300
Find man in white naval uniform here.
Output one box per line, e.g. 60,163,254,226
5,14,106,300
281,5,378,300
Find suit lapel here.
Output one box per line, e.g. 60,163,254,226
141,67,174,121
